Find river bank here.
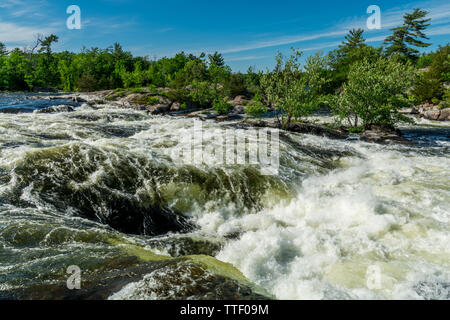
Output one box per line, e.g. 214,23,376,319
19,89,450,146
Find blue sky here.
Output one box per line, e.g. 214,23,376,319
1,0,449,71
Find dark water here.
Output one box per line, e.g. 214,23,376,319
0,93,449,300
0,93,80,113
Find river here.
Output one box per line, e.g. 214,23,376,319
0,93,449,300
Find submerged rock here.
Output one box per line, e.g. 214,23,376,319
34,105,75,113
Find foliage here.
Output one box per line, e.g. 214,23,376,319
327,30,382,92
244,102,268,117
135,95,160,105
412,45,450,103
0,42,8,57
332,56,415,128
384,8,432,61
189,80,218,107
261,49,329,128
213,97,232,115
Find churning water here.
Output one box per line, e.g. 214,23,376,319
0,93,449,300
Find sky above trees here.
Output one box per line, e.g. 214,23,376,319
1,0,449,71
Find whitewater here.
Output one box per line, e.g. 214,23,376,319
0,93,449,300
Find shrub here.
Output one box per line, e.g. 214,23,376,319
166,87,191,104
190,81,217,108
244,102,268,117
213,98,232,115
332,56,414,128
74,74,98,92
148,84,158,94
135,95,159,105
261,50,329,128
411,75,443,103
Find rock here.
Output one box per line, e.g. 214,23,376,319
438,108,450,121
121,93,145,104
228,95,249,106
360,124,411,145
170,102,182,112
399,107,419,114
35,105,75,114
158,96,172,105
286,123,348,140
87,99,105,106
216,114,243,122
187,109,217,119
10,256,271,301
232,105,245,114
147,104,171,115
423,110,441,121
71,97,87,103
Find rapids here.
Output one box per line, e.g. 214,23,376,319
0,93,449,300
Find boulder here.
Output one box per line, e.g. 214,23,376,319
35,105,75,114
228,95,249,106
438,108,450,121
170,102,182,112
71,97,87,103
232,105,245,114
147,104,171,115
399,107,419,114
423,110,441,121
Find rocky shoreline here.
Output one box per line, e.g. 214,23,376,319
26,90,449,145
399,103,450,121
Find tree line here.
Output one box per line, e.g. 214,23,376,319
0,8,448,130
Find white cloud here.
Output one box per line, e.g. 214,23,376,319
0,22,56,44
218,0,450,54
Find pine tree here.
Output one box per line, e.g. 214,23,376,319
384,8,431,61
0,42,8,57
208,51,225,67
338,29,366,53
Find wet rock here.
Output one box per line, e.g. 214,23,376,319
187,109,218,119
147,235,224,257
35,105,75,113
4,255,271,300
216,114,244,122
87,99,105,106
286,123,348,139
147,104,171,115
360,124,411,144
71,97,87,103
232,105,245,114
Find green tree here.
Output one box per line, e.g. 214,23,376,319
327,29,382,92
384,9,432,61
261,49,328,128
412,44,450,103
0,42,8,57
338,28,366,54
208,51,225,67
333,56,414,128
